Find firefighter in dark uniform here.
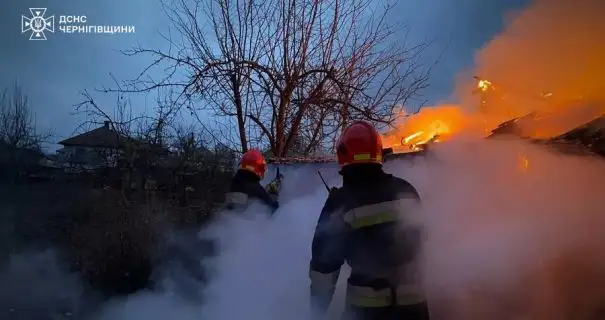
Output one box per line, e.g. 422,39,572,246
309,121,430,320
225,149,279,213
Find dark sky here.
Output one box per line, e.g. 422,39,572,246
0,0,529,151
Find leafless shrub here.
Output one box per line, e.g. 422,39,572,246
0,82,52,180
0,82,50,150
58,188,168,295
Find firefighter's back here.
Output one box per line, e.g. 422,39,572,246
337,165,429,319
224,168,278,213
224,169,258,211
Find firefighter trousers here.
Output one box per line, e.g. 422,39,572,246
341,302,430,320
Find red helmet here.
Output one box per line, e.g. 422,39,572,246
336,120,383,167
239,149,267,179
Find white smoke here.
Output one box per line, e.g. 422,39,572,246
0,249,97,319
97,164,345,320
2,137,605,320
99,136,605,320
390,137,605,319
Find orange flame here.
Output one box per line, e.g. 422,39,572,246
382,0,605,151
477,79,494,93
458,0,605,132
518,153,530,173
382,105,477,152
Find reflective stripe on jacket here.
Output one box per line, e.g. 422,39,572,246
342,198,420,229
346,283,425,307
225,191,248,205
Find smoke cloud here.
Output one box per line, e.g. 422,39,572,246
395,137,605,319
455,0,605,131
95,137,605,320
0,249,99,319
95,164,346,320
1,138,605,320
389,0,605,145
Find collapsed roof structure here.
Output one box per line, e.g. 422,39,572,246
488,107,605,157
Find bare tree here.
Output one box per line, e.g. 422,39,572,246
0,83,50,150
171,124,204,168
74,77,176,144
0,83,52,181
115,0,431,157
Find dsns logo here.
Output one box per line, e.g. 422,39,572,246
21,8,55,40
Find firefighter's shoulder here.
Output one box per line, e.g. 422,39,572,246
385,174,420,198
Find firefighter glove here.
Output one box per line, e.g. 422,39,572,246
266,180,281,195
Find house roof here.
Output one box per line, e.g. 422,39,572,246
267,156,336,164
487,112,539,138
489,102,605,140
554,115,605,141
58,121,132,148
265,147,428,164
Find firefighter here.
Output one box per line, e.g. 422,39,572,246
225,149,279,213
309,120,429,320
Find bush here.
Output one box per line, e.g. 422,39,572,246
1,147,236,298
57,189,167,296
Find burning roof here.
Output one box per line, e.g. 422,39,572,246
487,112,540,139
265,0,605,167
487,105,605,157
548,115,605,156
381,105,471,153
266,146,428,164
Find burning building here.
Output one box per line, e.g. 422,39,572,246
380,105,473,154
267,0,605,166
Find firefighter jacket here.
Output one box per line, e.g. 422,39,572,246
309,164,425,312
224,169,279,213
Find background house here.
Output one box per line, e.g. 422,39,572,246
56,121,126,169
